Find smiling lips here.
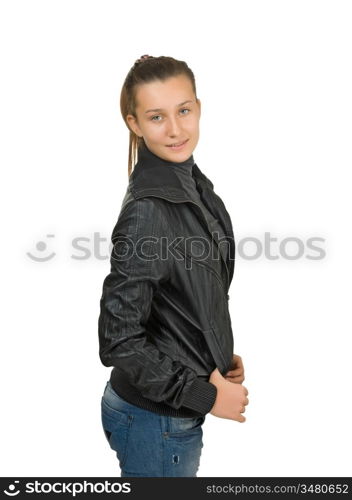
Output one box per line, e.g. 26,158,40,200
166,139,189,149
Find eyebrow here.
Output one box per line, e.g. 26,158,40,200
145,100,194,114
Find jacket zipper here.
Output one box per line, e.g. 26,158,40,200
211,325,228,370
187,199,230,290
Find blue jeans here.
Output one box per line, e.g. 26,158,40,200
101,380,205,477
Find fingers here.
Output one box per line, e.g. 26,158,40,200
233,354,244,367
225,375,245,384
228,366,244,373
238,402,248,422
241,396,249,412
226,371,244,379
231,412,246,423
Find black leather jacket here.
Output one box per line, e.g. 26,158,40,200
98,144,236,417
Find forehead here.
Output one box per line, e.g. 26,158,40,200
135,75,194,110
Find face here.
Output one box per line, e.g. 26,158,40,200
126,74,201,163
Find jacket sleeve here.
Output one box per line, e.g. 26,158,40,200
98,197,217,414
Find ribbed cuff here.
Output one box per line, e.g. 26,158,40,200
182,377,217,415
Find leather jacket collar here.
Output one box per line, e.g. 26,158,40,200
129,142,214,202
128,142,235,289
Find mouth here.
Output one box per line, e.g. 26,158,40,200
166,139,189,150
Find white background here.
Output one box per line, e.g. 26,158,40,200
1,0,351,477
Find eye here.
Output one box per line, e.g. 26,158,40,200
150,108,190,122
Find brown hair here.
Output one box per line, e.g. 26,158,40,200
120,55,198,177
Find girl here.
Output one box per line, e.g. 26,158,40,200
98,55,249,477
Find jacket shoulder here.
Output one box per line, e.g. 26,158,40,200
120,186,166,213
113,191,168,240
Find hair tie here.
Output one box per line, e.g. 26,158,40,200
134,54,154,65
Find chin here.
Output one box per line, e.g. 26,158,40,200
148,140,194,162
165,143,194,160
166,151,189,162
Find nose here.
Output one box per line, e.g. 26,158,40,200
166,116,181,138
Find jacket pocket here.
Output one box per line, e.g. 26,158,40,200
201,328,228,375
173,241,225,291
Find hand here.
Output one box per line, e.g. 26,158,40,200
224,354,245,384
209,367,249,422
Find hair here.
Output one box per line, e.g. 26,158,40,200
120,55,198,176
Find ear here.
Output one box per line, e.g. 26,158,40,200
126,114,143,137
196,98,201,117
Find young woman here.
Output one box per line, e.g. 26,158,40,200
98,55,249,477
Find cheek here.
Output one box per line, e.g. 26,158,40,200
186,115,200,132
153,126,168,142
143,123,164,140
